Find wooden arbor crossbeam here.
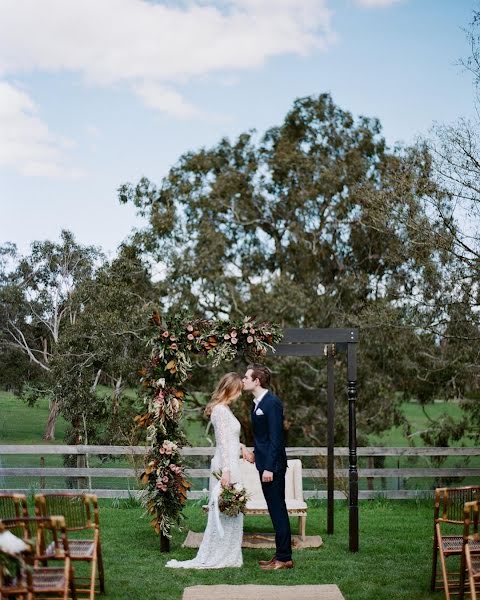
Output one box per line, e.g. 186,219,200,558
270,328,359,552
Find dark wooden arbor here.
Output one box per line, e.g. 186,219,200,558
272,328,359,552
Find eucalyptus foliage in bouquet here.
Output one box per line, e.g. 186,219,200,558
213,472,251,517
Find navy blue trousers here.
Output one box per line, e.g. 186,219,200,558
260,469,292,562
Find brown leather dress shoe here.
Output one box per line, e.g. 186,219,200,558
258,555,276,566
260,559,294,570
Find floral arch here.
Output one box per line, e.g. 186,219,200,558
135,312,282,550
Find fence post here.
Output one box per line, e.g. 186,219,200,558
367,456,374,491
77,454,88,489
40,456,45,489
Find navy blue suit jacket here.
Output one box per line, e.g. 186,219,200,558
251,391,288,473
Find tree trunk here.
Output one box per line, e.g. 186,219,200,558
44,397,61,440
112,376,122,415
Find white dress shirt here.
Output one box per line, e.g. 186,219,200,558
253,389,268,409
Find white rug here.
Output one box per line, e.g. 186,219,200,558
183,584,345,600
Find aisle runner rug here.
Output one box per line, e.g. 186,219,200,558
182,531,323,549
183,584,345,600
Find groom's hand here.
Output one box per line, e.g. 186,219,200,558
262,470,273,483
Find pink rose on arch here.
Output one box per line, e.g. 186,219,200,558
231,338,238,344
162,476,169,483
162,331,170,338
247,336,254,343
224,333,230,340
249,328,255,334
169,335,176,341
231,330,237,337
187,334,194,341
169,464,177,471
242,328,248,334
159,448,165,454
186,324,194,332
170,343,178,350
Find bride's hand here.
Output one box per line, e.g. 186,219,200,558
220,471,231,487
242,447,255,463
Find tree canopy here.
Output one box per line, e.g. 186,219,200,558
119,93,460,445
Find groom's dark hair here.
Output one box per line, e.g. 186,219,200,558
247,363,271,388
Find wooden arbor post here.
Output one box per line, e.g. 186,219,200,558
273,328,359,552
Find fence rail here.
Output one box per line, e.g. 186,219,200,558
1,445,479,500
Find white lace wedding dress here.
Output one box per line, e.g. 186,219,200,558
165,403,244,569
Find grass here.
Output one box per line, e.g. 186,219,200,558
1,389,477,493
8,495,439,600
0,389,473,598
0,390,67,444
86,498,438,600
369,401,469,447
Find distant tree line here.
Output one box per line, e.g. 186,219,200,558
2,16,480,446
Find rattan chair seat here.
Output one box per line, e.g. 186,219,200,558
441,535,480,553
471,554,480,576
32,567,66,590
46,538,95,558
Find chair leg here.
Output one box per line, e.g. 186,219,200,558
90,555,97,600
459,550,468,600
70,565,77,600
298,516,306,541
439,548,451,600
431,530,439,591
97,543,105,593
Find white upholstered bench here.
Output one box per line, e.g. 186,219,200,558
239,458,308,539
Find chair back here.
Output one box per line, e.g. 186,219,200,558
434,486,480,526
238,459,304,502
0,493,29,520
463,500,480,542
0,516,70,560
35,493,99,532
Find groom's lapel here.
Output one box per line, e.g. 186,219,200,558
255,391,270,414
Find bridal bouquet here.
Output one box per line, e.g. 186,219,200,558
213,472,250,517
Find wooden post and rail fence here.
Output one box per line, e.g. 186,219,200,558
1,445,479,499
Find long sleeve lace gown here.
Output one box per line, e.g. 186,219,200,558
165,404,243,569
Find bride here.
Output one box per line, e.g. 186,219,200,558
166,372,245,569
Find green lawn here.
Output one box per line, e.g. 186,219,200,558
369,401,468,447
0,390,472,598
84,498,438,600
0,390,67,444
1,390,477,493
0,388,469,448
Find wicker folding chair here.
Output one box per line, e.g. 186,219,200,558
431,486,480,599
465,538,480,600
460,501,480,600
0,515,77,600
0,493,29,519
35,494,105,599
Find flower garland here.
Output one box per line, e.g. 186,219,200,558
136,313,283,540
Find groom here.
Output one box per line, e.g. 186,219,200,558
242,364,293,570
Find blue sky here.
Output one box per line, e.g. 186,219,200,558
0,0,476,256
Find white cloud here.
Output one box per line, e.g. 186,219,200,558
0,0,335,118
0,81,84,178
355,0,403,7
133,82,200,118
